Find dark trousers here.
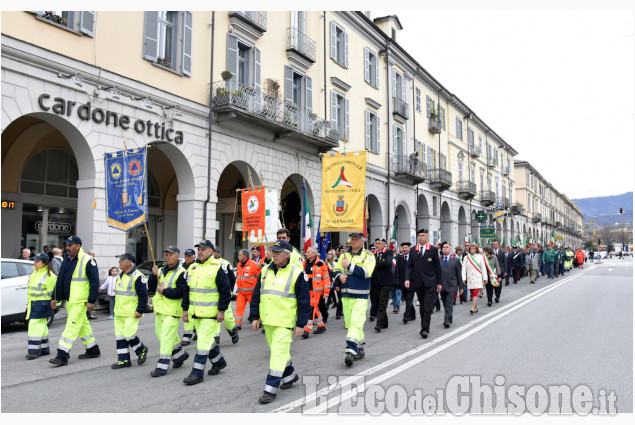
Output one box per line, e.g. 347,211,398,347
326,288,338,309
335,291,343,317
434,292,441,311
485,282,501,302
318,297,328,324
415,285,438,333
369,284,379,317
403,288,416,321
376,286,393,329
440,290,456,324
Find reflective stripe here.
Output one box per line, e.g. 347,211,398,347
237,287,255,292
41,343,49,348
193,362,205,370
28,344,40,350
159,269,179,289
341,288,370,295
191,288,218,294
345,337,359,344
264,385,278,395
210,354,222,363
193,301,218,307
81,334,94,341
156,363,169,370
282,372,297,383
131,343,142,352
60,336,75,345
85,341,96,349
260,289,296,298
345,348,358,355
58,345,70,353
313,288,324,293
116,335,125,340
262,265,297,298
116,291,136,297
268,369,284,378
197,350,209,356
159,354,171,360
117,348,129,354
236,276,253,280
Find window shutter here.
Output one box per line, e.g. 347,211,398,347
391,69,396,99
226,33,238,77
374,55,380,88
331,91,337,126
330,22,336,60
455,117,460,138
182,11,193,76
392,125,397,154
80,11,95,37
344,30,349,68
426,95,431,117
401,76,405,100
364,48,370,83
345,97,350,140
306,76,312,113
365,110,371,150
284,65,293,104
143,11,159,61
375,114,380,153
422,143,426,164
254,47,261,91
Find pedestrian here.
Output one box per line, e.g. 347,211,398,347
251,246,262,263
212,246,239,344
86,249,98,320
439,242,463,328
404,229,442,339
110,252,149,369
558,248,566,276
392,242,410,314
462,243,487,314
409,151,419,173
542,245,556,278
181,248,197,346
19,247,30,260
42,245,54,261
482,247,501,306
396,242,413,321
50,248,64,275
302,247,330,337
234,249,261,330
511,247,524,283
492,241,507,290
504,247,514,285
575,248,585,269
526,248,540,283
25,252,57,359
371,238,395,333
148,246,190,377
276,228,304,268
181,240,231,385
49,236,101,367
332,233,376,365
100,267,118,319
453,246,467,304
325,249,339,310
553,245,561,277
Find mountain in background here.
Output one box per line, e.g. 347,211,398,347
571,192,633,226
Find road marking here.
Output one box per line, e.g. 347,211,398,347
272,265,597,413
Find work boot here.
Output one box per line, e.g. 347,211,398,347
49,350,69,367
207,359,227,376
354,348,365,360
150,370,166,378
259,392,276,404
228,328,239,344
78,345,101,359
25,353,39,360
173,351,189,368
183,374,204,385
345,353,354,366
137,346,148,365
301,330,310,339
111,360,131,369
313,327,326,335
280,374,299,390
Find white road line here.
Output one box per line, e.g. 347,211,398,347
272,265,597,413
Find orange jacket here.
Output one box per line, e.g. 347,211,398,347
304,259,331,296
575,250,585,262
236,259,261,292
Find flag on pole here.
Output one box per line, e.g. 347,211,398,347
362,200,368,239
316,218,331,260
302,182,313,253
389,213,398,250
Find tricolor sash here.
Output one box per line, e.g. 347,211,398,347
466,253,482,275
484,255,500,287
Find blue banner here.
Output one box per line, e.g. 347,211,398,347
104,147,147,231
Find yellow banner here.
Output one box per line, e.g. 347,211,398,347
320,151,366,232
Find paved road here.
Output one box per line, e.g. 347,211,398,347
2,259,632,414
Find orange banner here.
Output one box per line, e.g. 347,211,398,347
241,186,266,239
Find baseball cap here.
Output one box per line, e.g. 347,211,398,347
64,236,83,245
33,252,50,261
116,252,136,263
195,240,215,249
163,245,180,254
213,245,221,252
271,240,293,252
184,249,195,256
349,232,366,240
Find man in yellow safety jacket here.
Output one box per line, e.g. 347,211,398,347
181,240,232,385
49,236,101,367
212,245,239,344
181,248,197,345
276,228,304,268
26,252,57,359
249,240,311,404
111,252,149,369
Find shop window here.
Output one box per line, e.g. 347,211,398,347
20,149,78,199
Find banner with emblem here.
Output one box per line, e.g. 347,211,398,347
104,147,147,231
249,186,280,245
241,186,266,240
320,151,366,232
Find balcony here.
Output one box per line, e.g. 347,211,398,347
228,11,267,33
457,180,477,200
541,216,549,225
469,144,481,158
532,212,542,223
211,79,339,148
510,203,523,215
503,166,510,176
487,155,495,168
428,168,452,191
555,221,562,228
393,97,409,120
479,190,496,206
391,155,427,184
500,197,510,209
428,116,442,134
286,27,316,65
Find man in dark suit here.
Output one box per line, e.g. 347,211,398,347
405,229,442,339
371,238,395,332
393,242,410,314
505,247,514,285
491,240,507,302
439,241,463,328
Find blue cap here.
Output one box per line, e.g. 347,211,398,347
116,252,136,263
163,245,180,254
271,240,293,252
349,232,366,240
33,252,50,261
213,245,221,252
184,249,196,256
195,240,215,249
64,236,82,245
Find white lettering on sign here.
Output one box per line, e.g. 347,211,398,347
35,221,72,234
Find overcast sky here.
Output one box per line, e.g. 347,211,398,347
375,4,634,201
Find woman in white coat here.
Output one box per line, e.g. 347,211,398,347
462,244,488,314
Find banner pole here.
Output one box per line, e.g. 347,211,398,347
144,222,156,267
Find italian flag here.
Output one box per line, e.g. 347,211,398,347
302,183,313,253
389,213,398,250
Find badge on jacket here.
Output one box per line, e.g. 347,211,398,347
428,258,432,262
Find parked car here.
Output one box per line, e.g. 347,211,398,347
1,258,59,326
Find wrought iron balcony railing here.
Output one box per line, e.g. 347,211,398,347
428,116,442,134
393,97,409,120
428,168,452,189
458,180,477,199
391,154,427,182
228,11,267,32
480,190,496,205
286,27,316,63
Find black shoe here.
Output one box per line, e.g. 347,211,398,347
49,356,68,367
393,308,399,314
137,346,148,365
181,340,191,346
78,345,101,359
183,374,204,385
207,360,227,376
374,326,381,333
443,322,450,328
403,318,409,324
313,327,326,335
368,316,375,322
495,298,499,303
193,334,198,341
111,360,131,369
150,370,166,377
487,302,492,307
88,315,97,320
530,281,535,284
173,351,189,368
280,374,299,390
259,392,276,404
301,330,310,339
336,316,341,320
235,326,241,331
354,348,365,360
505,283,509,286
345,353,354,366
420,329,428,339
470,308,479,314
228,329,239,344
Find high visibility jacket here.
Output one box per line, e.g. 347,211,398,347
290,248,304,268
115,269,146,316
69,249,92,303
332,248,376,300
153,264,186,317
28,267,56,302
218,258,236,289
187,256,222,318
236,259,260,292
575,250,585,262
303,259,331,296
259,263,303,328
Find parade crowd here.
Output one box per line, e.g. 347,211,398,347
22,230,592,404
